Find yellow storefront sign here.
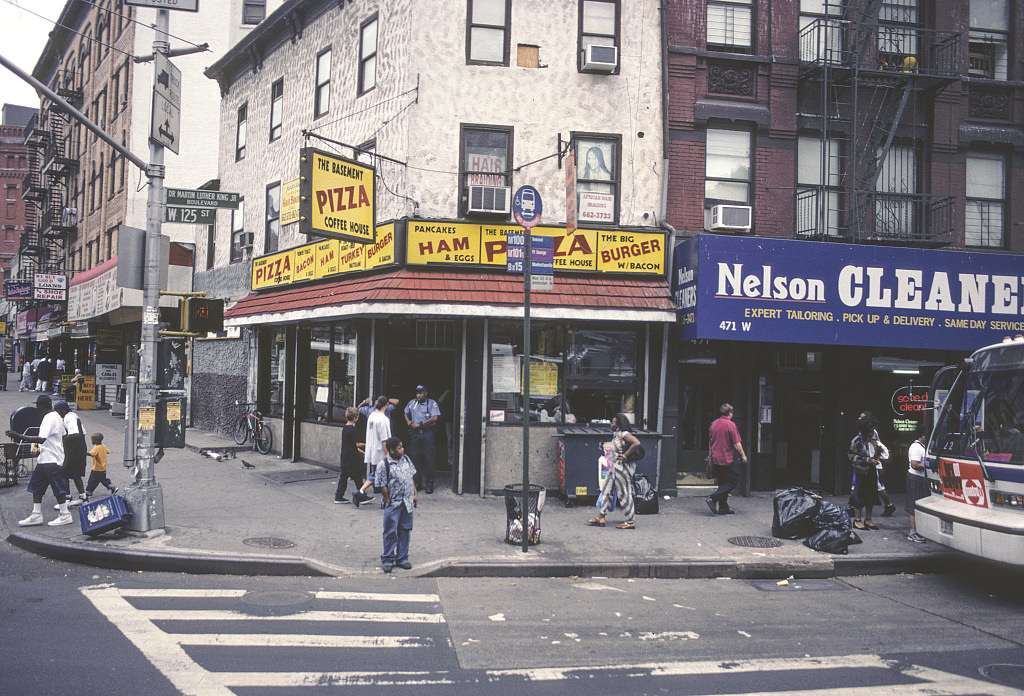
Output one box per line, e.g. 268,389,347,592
281,178,301,225
252,249,294,289
406,221,481,265
299,147,375,244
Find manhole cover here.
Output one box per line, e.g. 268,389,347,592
728,536,783,548
242,536,296,549
980,664,1024,688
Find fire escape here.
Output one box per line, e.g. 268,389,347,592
796,1,960,245
21,69,80,288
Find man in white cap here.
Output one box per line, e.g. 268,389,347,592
405,385,441,493
6,393,72,526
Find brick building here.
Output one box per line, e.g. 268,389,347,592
1,105,36,280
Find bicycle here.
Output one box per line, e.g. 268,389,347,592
233,401,273,454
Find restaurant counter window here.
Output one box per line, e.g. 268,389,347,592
488,323,640,426
304,322,358,422
269,328,286,418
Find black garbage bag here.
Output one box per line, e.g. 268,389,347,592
633,474,659,515
804,527,851,554
813,500,852,532
771,487,822,539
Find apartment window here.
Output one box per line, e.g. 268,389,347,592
797,136,842,238
575,135,620,224
467,0,510,65
799,0,843,63
119,132,127,191
105,227,114,260
269,79,284,142
235,103,247,161
89,160,99,212
579,1,619,70
878,0,918,69
314,48,331,116
358,17,378,94
206,224,216,270
243,0,266,24
265,182,281,254
80,29,91,78
874,144,916,238
707,0,753,53
108,151,117,198
965,154,1005,247
705,127,752,208
460,125,512,215
969,0,1009,80
230,199,247,263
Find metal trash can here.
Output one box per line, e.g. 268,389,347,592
503,483,543,545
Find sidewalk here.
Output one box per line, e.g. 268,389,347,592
0,382,957,578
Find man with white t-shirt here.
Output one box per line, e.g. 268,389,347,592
6,393,72,526
905,424,929,543
363,396,394,499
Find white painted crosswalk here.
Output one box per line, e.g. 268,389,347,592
81,584,1020,695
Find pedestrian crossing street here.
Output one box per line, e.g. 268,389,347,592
81,583,1021,695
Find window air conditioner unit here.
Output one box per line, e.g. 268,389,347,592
241,232,254,249
467,185,511,214
583,44,618,72
118,92,128,107
710,204,752,231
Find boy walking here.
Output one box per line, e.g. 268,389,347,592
86,432,118,499
376,436,418,573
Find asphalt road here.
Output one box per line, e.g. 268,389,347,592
3,540,1023,695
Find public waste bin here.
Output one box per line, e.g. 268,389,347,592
504,483,544,545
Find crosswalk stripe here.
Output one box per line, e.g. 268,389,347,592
117,589,249,598
116,589,441,603
140,609,445,623
174,633,436,648
315,590,441,602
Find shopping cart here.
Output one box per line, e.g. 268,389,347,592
0,430,37,488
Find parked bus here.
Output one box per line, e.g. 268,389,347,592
917,335,1024,565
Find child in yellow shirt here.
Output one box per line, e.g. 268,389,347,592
85,432,117,499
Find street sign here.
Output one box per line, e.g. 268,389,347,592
34,273,68,301
506,232,525,273
125,0,199,10
151,89,180,154
165,206,215,224
154,53,181,109
531,236,554,290
166,188,239,208
513,185,543,229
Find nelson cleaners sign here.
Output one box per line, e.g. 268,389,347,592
673,235,1024,351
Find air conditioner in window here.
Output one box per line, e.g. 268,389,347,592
240,232,254,249
118,92,128,107
467,185,511,214
583,44,618,72
710,204,752,232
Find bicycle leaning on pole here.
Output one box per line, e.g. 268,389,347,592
233,401,273,454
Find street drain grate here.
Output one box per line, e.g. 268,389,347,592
728,536,783,548
243,537,296,549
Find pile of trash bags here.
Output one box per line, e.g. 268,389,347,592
771,486,862,554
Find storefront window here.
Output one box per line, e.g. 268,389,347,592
269,328,286,417
488,322,640,426
303,322,358,423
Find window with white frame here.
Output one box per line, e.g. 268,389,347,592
797,136,842,238
460,125,512,214
707,0,752,53
965,154,1004,247
575,135,619,224
314,48,331,117
579,1,618,70
799,0,843,64
358,16,378,94
467,0,510,65
235,103,247,161
266,182,281,254
243,0,266,25
230,198,247,263
969,0,1009,80
705,127,752,208
269,79,283,142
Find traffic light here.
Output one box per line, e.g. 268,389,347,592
180,297,224,334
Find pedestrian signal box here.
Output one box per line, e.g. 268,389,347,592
180,297,224,334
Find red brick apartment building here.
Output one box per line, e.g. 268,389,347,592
0,104,37,278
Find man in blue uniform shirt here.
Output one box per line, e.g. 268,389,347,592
404,385,441,493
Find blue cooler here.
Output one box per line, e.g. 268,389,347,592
78,495,132,536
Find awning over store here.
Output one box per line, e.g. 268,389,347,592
224,268,675,326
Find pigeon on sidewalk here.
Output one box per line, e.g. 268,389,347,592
241,460,254,469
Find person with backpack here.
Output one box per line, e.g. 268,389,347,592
376,436,418,573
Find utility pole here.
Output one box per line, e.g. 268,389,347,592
0,7,179,533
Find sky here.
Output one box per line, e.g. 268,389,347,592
0,0,70,111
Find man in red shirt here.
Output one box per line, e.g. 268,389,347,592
706,403,747,515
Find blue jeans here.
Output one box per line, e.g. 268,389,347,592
710,461,739,511
381,503,413,567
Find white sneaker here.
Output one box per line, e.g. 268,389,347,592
68,495,87,507
18,512,44,526
48,513,74,526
